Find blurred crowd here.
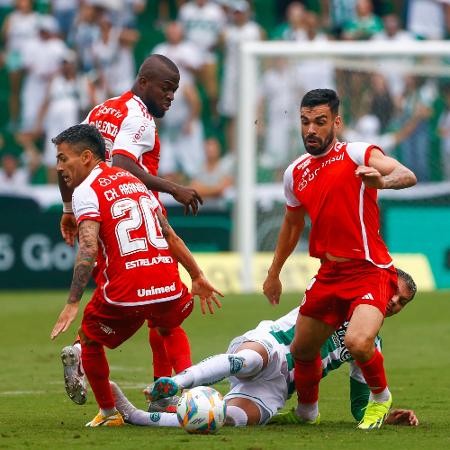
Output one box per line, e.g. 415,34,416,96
0,0,450,200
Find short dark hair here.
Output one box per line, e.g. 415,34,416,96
396,268,417,300
138,54,179,79
52,124,106,161
301,89,340,115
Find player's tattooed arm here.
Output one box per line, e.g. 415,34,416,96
381,164,417,189
51,220,99,339
67,220,99,304
357,148,417,190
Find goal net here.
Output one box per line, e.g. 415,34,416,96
236,40,450,291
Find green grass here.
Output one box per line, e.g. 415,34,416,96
0,291,449,449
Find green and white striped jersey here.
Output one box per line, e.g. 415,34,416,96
258,307,380,421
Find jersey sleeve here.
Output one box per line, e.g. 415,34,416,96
346,142,384,167
72,184,101,224
283,165,302,209
112,113,156,162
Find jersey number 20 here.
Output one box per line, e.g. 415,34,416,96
112,197,167,256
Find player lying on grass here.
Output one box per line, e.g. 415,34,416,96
110,268,418,428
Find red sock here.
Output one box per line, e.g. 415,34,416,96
80,341,114,410
149,328,172,379
294,354,322,404
162,326,192,374
356,349,387,394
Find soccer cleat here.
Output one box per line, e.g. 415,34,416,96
268,408,321,425
357,394,393,430
85,410,124,427
147,396,180,414
144,377,180,403
61,345,87,405
110,381,137,423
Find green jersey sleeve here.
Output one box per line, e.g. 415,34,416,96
349,362,370,421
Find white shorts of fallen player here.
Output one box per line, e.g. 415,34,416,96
224,329,291,425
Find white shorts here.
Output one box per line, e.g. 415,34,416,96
223,329,290,424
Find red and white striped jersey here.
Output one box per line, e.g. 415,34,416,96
283,141,392,268
83,91,160,178
72,162,184,306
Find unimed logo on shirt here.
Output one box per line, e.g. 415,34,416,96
137,282,177,297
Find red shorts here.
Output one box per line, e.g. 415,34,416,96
81,287,194,349
299,259,398,329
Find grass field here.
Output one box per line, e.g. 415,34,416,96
0,290,449,449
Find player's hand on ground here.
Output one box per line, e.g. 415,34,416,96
385,408,419,426
191,274,223,314
60,213,78,247
50,303,79,340
355,165,385,189
172,186,203,215
263,274,282,305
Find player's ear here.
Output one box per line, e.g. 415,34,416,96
334,114,342,130
80,149,93,164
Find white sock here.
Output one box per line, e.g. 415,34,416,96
226,405,248,427
129,410,180,427
73,342,85,375
296,402,319,421
173,350,264,388
110,381,180,427
369,387,391,403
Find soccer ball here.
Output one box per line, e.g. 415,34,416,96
176,386,227,434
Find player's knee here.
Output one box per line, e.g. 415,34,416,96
232,349,264,378
290,341,316,362
225,405,248,427
344,333,373,359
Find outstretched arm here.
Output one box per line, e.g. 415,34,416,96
263,207,306,305
113,154,203,215
50,220,99,339
156,209,223,314
355,148,417,190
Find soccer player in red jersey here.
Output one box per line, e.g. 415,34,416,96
263,89,417,430
58,55,201,408
50,124,222,427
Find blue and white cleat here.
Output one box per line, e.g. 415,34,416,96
144,377,180,403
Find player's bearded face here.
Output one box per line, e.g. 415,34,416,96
302,127,335,156
300,106,338,156
141,72,179,118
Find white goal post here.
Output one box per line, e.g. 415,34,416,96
236,40,450,292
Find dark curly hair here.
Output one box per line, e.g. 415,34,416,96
301,89,340,116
